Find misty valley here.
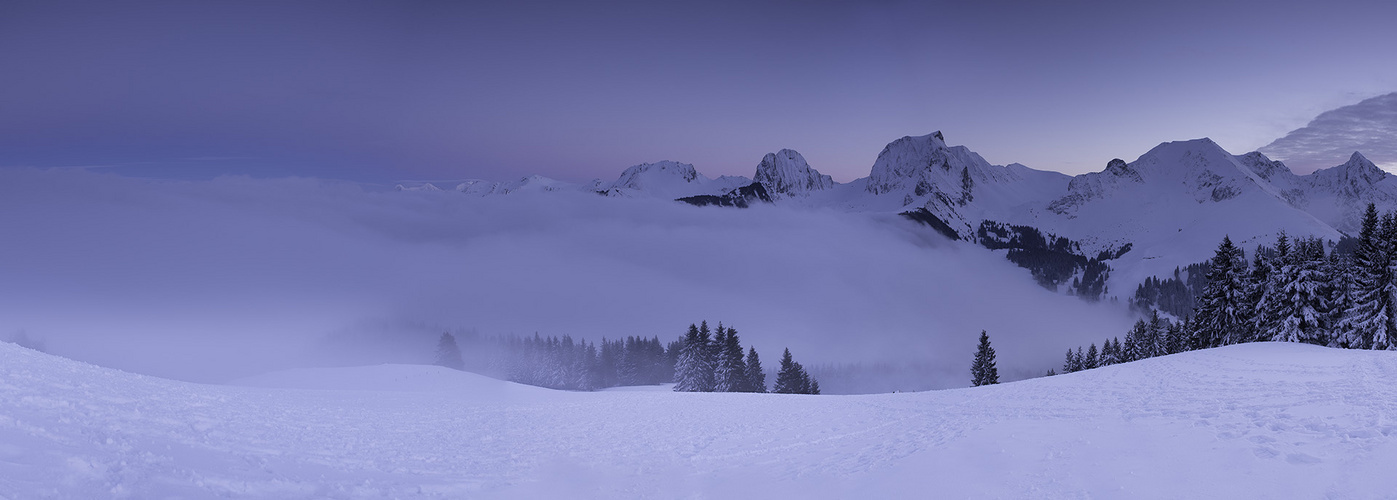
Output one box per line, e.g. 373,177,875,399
6,130,1397,498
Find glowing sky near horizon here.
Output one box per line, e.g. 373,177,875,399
3,0,1396,183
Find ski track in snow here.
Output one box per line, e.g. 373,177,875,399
3,342,1397,499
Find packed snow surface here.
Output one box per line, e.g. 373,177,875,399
3,342,1396,499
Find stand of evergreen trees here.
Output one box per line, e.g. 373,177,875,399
975,220,1119,301
1063,202,1397,375
672,321,818,394
431,320,818,394
432,331,677,391
1130,262,1209,318
499,333,676,391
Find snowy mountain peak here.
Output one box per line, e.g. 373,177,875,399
1050,138,1289,217
394,182,443,192
599,161,751,199
1339,151,1384,180
865,131,986,195
1303,151,1389,204
613,161,699,187
753,149,834,197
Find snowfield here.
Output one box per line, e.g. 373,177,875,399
3,342,1396,499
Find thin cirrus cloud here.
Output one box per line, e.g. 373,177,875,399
1261,93,1397,174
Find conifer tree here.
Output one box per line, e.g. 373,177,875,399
1244,246,1274,342
744,347,767,393
435,332,465,370
774,348,814,394
1193,235,1249,347
713,324,749,392
700,321,718,373
674,323,715,392
959,166,974,204
970,330,999,386
1083,343,1098,370
1063,348,1077,374
1269,238,1329,344
1342,203,1394,350
1141,312,1161,358
1326,251,1356,347
1123,320,1145,362
1164,321,1184,355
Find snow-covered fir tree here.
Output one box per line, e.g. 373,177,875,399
1243,246,1274,342
674,323,715,392
713,324,749,392
1325,251,1355,346
1144,311,1165,358
970,330,999,386
1341,203,1394,350
1193,236,1249,348
1267,238,1330,344
1164,321,1185,355
1122,320,1144,363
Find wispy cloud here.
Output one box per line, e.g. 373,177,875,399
1260,92,1397,174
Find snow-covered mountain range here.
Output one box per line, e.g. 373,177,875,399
398,132,1392,302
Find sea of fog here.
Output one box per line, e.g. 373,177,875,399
0,168,1132,389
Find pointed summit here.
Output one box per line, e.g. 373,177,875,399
753,149,834,198
1345,151,1380,172
1303,151,1387,200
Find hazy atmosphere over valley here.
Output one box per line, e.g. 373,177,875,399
5,1,1397,498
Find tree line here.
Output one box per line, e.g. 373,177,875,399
672,321,818,394
433,320,820,394
1057,202,1397,377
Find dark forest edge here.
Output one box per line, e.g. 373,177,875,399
431,203,1397,395
1059,202,1397,377
432,320,818,394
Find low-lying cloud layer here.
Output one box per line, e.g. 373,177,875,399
1261,92,1397,174
0,169,1131,389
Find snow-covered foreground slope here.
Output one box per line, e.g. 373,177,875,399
4,342,1396,499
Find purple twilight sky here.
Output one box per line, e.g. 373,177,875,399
3,0,1396,183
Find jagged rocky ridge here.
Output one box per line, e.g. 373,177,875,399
397,132,1392,303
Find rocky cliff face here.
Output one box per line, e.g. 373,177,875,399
753,149,834,198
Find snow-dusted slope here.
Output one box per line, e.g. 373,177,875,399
4,341,1396,498
804,131,1071,235
453,175,586,196
1236,151,1397,234
445,162,751,200
1012,139,1343,294
599,160,750,199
